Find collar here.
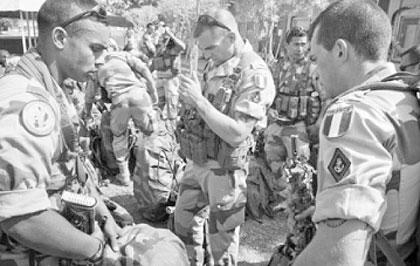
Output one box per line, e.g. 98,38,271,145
206,40,253,79
360,62,397,85
326,62,397,109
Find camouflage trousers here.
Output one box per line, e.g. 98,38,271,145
156,76,180,121
174,160,247,266
263,121,310,176
110,90,154,163
0,224,189,266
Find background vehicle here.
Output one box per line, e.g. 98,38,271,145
378,0,420,62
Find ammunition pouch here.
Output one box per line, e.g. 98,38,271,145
274,93,319,125
217,137,252,171
152,55,180,75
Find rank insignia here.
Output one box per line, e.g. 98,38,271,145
323,104,353,138
328,148,351,182
254,74,267,89
21,100,56,136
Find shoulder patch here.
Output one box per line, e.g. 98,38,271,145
21,100,56,136
328,148,351,182
323,104,353,138
254,73,267,89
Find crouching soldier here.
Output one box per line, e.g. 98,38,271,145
0,0,188,265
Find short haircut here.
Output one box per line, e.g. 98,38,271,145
285,27,307,44
309,0,392,61
193,9,238,39
37,0,98,38
401,44,420,64
146,23,154,29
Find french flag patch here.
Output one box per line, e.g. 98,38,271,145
323,104,353,138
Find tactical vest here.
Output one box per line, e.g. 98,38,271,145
152,38,181,76
273,59,320,125
176,53,260,170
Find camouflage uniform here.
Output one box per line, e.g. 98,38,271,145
264,57,321,175
152,34,184,132
314,63,420,264
96,52,157,182
0,50,188,266
174,41,275,266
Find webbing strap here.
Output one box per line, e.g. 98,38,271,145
375,230,406,266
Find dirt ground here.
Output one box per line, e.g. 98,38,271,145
100,181,288,266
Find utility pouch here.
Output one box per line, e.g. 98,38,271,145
152,56,169,72
178,129,192,159
287,96,299,120
190,134,208,165
280,94,289,113
299,96,308,118
212,86,233,113
203,125,219,159
274,97,282,114
61,191,97,234
217,140,251,171
306,97,321,125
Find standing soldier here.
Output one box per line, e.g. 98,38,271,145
264,27,321,177
142,22,158,59
151,23,186,132
175,8,275,266
294,0,420,265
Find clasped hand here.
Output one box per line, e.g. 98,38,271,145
179,71,203,108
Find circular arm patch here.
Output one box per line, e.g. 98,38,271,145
21,100,56,136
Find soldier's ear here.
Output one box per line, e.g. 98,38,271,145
227,31,236,43
334,39,348,62
51,27,68,50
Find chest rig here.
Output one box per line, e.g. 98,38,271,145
274,59,320,125
176,65,252,170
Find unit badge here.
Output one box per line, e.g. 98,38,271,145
21,100,56,136
328,148,351,182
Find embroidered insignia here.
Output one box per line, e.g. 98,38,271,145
250,91,261,103
323,105,353,138
254,74,267,89
21,100,56,136
328,148,351,182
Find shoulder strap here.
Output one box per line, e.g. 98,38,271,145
341,72,420,98
375,230,406,266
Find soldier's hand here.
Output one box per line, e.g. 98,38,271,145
90,221,106,242
101,215,123,252
295,205,315,221
268,108,279,121
179,71,203,108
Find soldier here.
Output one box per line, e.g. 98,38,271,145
264,27,321,178
400,44,420,73
85,51,158,185
294,1,420,265
175,8,275,265
141,22,158,59
151,22,186,133
0,1,188,265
